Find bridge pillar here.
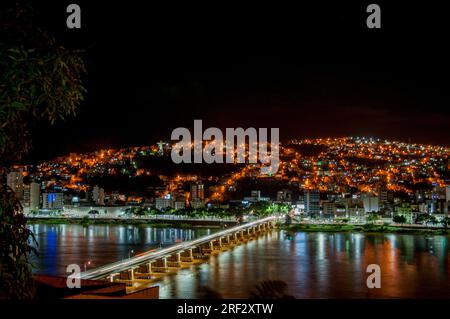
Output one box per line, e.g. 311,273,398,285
218,237,223,247
147,262,152,274
108,273,116,282
128,268,135,281
209,241,214,250
176,252,181,263
162,257,168,269
233,233,238,242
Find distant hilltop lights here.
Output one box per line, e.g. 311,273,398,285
11,136,450,200
170,120,280,175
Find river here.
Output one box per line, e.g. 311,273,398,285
29,223,450,298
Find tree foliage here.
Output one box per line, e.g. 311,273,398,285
440,217,450,229
0,186,37,299
0,3,86,299
393,215,407,224
0,4,86,165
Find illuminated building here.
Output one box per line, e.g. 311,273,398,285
378,186,393,204
251,190,261,199
23,182,41,213
42,192,64,210
7,169,24,200
173,200,186,210
243,190,270,202
276,189,292,203
304,190,320,217
93,185,105,205
190,183,205,201
362,193,379,213
322,201,336,218
30,182,41,211
446,185,450,203
191,197,205,209
155,197,173,210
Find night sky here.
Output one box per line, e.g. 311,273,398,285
10,1,449,161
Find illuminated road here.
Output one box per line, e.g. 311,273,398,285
80,216,277,280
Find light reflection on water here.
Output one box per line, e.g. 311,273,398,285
29,224,450,298
29,223,215,276
157,230,449,298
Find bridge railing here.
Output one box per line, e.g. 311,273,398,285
80,215,279,280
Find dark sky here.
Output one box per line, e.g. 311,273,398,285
13,1,449,161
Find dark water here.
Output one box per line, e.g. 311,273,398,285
29,223,217,276
157,231,450,298
30,224,450,298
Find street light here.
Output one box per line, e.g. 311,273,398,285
84,260,91,272
128,249,134,259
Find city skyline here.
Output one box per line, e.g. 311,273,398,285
2,1,449,303
13,136,450,210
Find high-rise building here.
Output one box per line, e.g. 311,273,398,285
173,200,186,210
277,189,292,202
322,201,336,218
362,193,380,213
22,184,30,211
7,169,24,200
243,190,269,202
93,185,105,205
190,183,205,201
42,193,64,210
30,182,40,211
378,186,393,204
190,183,197,200
304,191,320,216
446,185,450,203
197,184,204,200
446,185,450,215
191,197,205,209
155,197,173,210
250,190,261,200
23,182,40,212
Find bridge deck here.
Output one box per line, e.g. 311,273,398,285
80,216,277,280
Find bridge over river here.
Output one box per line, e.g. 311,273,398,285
80,216,278,290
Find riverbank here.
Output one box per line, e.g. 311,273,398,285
26,217,231,228
282,223,450,235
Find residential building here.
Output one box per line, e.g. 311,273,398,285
155,197,173,210
42,193,64,210
93,186,105,205
304,190,320,216
7,169,24,200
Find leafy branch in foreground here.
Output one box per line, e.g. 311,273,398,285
0,3,87,299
